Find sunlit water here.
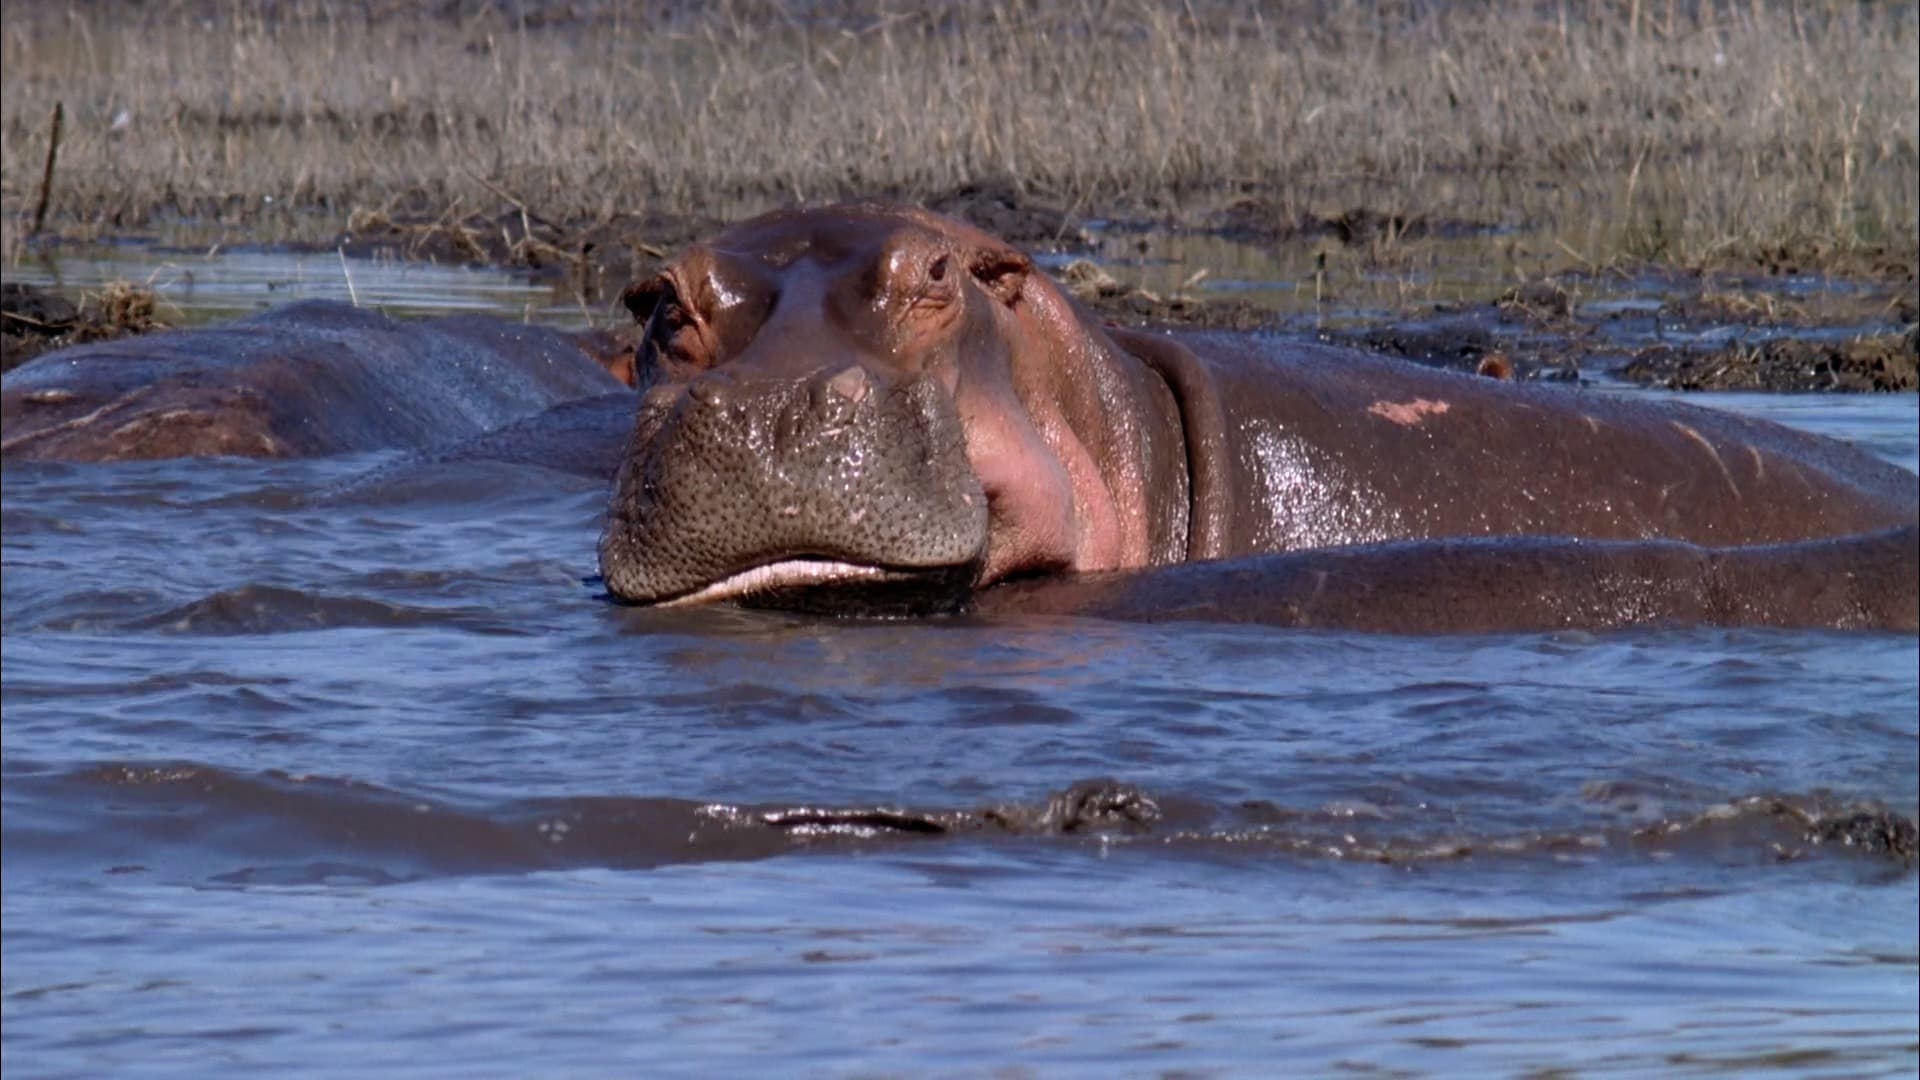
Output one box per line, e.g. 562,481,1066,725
3,260,1917,1076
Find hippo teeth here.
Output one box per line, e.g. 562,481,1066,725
659,559,892,607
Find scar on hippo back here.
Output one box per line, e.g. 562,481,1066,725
1366,398,1451,426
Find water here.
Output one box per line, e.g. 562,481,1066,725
3,263,1918,1077
5,246,595,327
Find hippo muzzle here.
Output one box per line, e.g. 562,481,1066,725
595,202,1177,614
598,357,989,615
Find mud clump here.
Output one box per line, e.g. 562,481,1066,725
2,282,165,374
1499,281,1574,321
984,779,1163,835
1660,289,1808,326
924,179,1077,248
1325,317,1582,382
1805,809,1919,861
340,205,721,307
1057,259,1271,330
1622,331,1918,392
1338,319,1498,371
1205,199,1497,247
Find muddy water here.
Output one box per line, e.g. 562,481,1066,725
3,253,1918,1077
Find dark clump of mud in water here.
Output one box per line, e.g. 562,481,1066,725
924,178,1080,248
1622,330,1919,392
1,281,166,374
1322,314,1585,383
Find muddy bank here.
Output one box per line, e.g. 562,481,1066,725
1623,332,1919,393
11,182,1919,393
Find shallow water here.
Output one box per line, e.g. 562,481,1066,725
3,301,1918,1076
7,246,581,327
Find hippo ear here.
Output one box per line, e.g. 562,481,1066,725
620,277,668,324
969,246,1031,306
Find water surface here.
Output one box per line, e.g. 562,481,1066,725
3,268,1916,1077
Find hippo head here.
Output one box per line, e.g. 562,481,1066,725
598,203,1190,614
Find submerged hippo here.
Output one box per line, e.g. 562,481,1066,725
0,299,629,461
591,202,1916,627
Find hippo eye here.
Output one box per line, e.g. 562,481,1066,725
649,299,707,368
929,255,949,283
623,275,714,383
655,297,690,333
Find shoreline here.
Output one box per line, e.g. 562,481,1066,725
3,1,1914,390
5,205,1914,393
5,1,1915,276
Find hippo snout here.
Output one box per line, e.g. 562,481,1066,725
599,364,988,613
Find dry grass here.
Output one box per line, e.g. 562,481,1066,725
1,0,1915,270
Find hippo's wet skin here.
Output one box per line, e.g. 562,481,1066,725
594,202,1916,627
0,300,629,461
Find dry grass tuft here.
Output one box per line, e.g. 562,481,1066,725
86,280,166,335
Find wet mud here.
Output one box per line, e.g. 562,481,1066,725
1623,331,1919,392
1318,275,1917,389
1058,258,1274,331
1205,197,1506,247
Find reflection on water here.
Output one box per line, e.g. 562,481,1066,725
2,269,1916,1076
6,247,599,327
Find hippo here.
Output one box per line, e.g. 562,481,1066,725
1,299,629,461
592,202,1917,627
969,527,1920,632
4,205,1915,632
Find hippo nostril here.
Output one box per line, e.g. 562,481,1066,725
689,375,731,408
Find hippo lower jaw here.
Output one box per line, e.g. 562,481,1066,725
656,557,898,607
649,557,981,617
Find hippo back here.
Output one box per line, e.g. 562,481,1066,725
1,300,624,462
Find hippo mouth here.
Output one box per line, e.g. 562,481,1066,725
653,556,980,617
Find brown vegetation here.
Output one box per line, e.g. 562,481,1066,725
2,281,167,373
2,0,1914,277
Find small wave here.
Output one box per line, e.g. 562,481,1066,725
6,764,1912,886
114,584,515,634
318,454,608,509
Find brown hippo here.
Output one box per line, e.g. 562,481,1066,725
592,202,1918,627
1,299,629,461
